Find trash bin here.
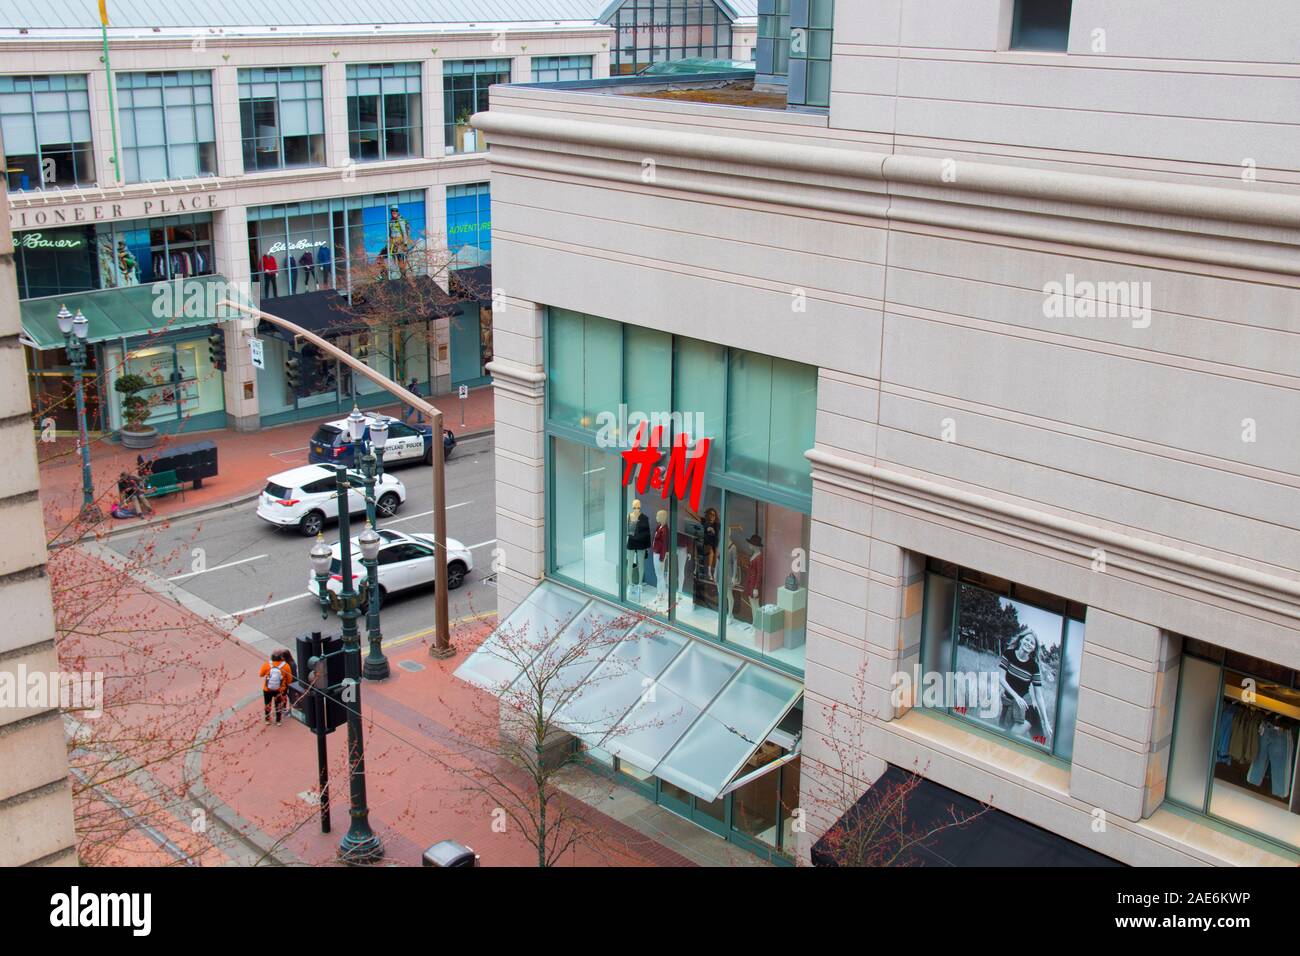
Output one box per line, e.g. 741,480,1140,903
422,840,479,867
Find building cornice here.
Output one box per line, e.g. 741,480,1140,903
475,111,1300,278
806,447,1300,622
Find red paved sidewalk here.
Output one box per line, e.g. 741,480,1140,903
59,545,684,867
38,384,494,533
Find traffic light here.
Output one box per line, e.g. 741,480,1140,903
285,350,303,390
207,329,227,372
290,632,347,735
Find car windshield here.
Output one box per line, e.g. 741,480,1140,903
312,425,345,446
264,482,291,498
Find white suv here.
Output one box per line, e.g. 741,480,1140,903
307,529,473,606
256,464,407,537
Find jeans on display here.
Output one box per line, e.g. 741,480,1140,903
628,549,646,593
261,273,277,298
653,554,667,599
1246,723,1294,799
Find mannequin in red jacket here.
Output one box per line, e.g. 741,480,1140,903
652,509,669,605
260,253,279,298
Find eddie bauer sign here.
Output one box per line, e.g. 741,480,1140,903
9,192,219,230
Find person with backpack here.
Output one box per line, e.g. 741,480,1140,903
260,654,293,725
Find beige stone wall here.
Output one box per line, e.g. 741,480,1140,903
476,76,1300,865
0,179,77,867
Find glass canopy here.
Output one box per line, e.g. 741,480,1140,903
454,582,803,803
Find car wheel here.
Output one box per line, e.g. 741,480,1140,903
447,560,468,590
358,585,387,613
299,511,325,536
422,444,433,465
377,492,401,517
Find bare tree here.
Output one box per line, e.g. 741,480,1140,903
801,666,990,867
445,603,671,867
333,230,487,392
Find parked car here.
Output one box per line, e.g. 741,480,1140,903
308,413,456,468
257,464,407,537
307,529,473,606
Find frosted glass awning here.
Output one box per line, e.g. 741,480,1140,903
454,582,803,804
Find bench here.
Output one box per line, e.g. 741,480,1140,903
142,469,185,500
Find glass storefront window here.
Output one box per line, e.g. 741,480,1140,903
1168,645,1300,850
346,63,422,163
551,436,622,599
102,335,225,431
238,67,325,171
530,56,594,83
545,308,816,676
117,71,216,182
919,560,1084,759
443,60,510,155
14,213,214,300
721,492,809,671
0,74,95,192
726,351,817,497
786,0,834,109
445,183,491,268
26,345,102,432
247,191,427,301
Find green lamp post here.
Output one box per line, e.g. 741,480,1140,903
310,413,385,864
57,305,100,522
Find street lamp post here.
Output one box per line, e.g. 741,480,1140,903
57,305,100,522
311,429,385,864
356,411,390,681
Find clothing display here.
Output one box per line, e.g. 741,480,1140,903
1247,721,1295,799
626,509,650,593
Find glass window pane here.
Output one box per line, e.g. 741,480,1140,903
453,583,588,690
722,492,809,671
551,437,621,599
673,336,725,451
658,665,800,801
547,307,585,428
674,483,722,639
659,640,741,709
919,570,956,704
956,585,1065,753
1167,654,1221,811
601,684,700,770
1054,617,1086,760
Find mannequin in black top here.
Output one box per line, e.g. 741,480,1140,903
626,498,651,598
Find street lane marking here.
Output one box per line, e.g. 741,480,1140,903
271,445,308,455
168,554,267,581
467,539,497,550
383,611,498,650
220,592,316,619
387,500,471,524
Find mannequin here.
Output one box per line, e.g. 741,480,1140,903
652,509,669,606
725,525,741,623
626,498,651,599
744,533,765,625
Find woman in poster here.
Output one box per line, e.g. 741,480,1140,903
998,628,1054,747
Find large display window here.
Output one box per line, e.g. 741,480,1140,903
1168,640,1300,850
445,183,491,267
545,308,816,675
102,335,225,431
247,191,427,301
919,560,1086,759
14,213,214,300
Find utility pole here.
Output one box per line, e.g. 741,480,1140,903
222,299,454,657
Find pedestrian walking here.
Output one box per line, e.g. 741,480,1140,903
260,654,292,724
402,377,425,423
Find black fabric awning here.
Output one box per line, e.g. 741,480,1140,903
811,764,1123,867
257,290,363,341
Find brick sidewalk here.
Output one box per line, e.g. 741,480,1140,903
38,384,494,533
60,546,686,868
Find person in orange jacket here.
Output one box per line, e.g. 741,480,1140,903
260,654,293,725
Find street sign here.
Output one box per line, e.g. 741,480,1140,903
458,384,468,400
250,337,265,370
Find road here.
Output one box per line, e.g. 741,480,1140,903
107,433,499,650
